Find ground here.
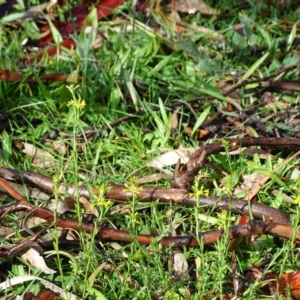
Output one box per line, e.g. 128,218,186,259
1,0,300,299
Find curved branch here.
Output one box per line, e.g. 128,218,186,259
0,168,298,249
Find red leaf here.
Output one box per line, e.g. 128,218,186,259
251,266,300,298
279,271,300,294
237,214,250,225
31,39,76,64
39,0,124,47
35,0,123,60
0,70,22,81
95,0,124,20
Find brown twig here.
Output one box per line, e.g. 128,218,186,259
0,167,298,250
0,168,290,225
0,227,48,258
171,137,300,190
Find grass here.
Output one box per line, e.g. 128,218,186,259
1,0,300,299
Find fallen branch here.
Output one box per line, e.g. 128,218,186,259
0,168,298,250
171,137,300,190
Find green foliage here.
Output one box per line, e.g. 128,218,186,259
1,0,300,299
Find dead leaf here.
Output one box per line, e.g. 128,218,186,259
51,140,67,155
183,125,211,139
43,227,78,242
147,146,262,174
175,0,218,15
235,150,300,200
20,142,56,168
135,173,172,184
147,148,196,170
234,173,260,198
21,248,56,274
173,251,188,276
25,216,47,233
0,275,76,299
0,226,16,237
79,197,99,217
48,199,71,214
290,166,300,181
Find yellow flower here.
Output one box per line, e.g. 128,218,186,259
293,186,300,205
67,99,86,111
130,212,140,224
66,85,86,111
294,196,300,205
92,185,112,208
124,177,142,196
190,185,209,198
103,200,112,208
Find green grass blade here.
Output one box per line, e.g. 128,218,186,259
192,106,211,136
239,52,269,82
